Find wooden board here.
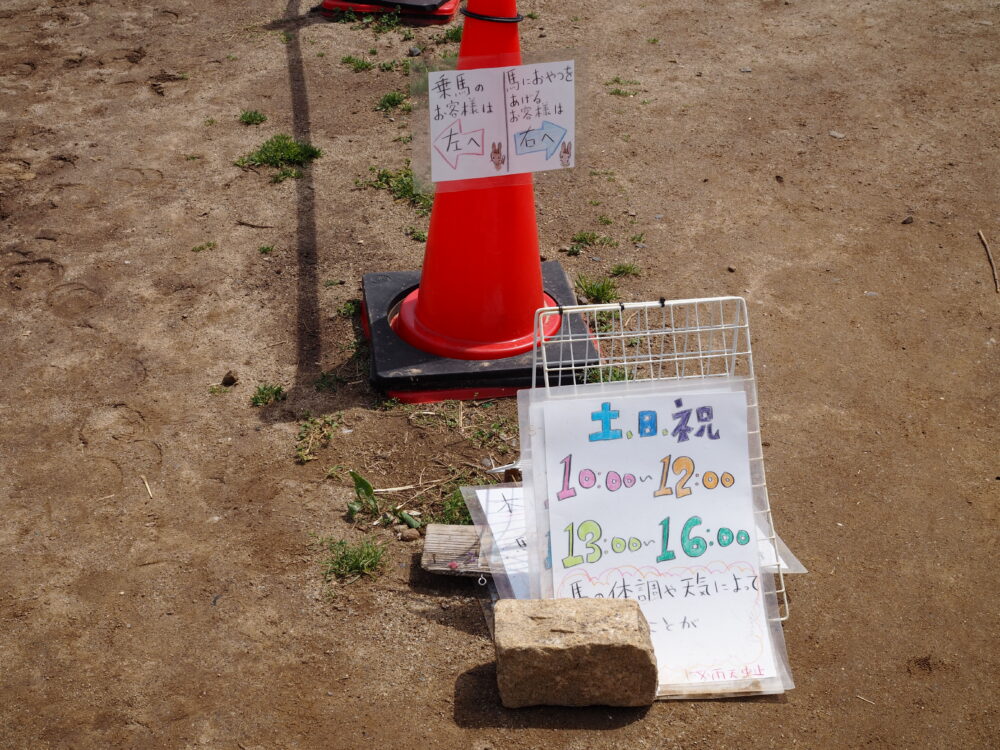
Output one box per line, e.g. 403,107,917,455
420,524,491,577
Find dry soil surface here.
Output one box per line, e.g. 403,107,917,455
1,0,999,748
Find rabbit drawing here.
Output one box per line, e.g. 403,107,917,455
491,142,506,171
559,141,572,167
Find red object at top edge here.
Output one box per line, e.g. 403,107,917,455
392,0,559,361
319,0,458,23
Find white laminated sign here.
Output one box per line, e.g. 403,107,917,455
521,381,793,697
427,60,576,183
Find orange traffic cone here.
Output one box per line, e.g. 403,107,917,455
391,0,560,360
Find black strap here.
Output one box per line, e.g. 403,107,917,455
461,7,524,22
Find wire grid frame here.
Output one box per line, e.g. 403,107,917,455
531,297,789,621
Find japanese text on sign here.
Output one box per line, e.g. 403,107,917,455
541,389,780,690
428,61,576,182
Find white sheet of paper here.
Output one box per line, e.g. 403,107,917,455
475,487,531,599
428,61,575,182
541,389,780,690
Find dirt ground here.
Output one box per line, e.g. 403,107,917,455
2,0,998,747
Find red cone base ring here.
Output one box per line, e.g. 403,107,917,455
392,290,562,360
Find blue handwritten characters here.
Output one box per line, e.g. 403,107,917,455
588,402,623,442
587,399,722,444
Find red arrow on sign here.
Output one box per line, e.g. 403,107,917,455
433,119,485,170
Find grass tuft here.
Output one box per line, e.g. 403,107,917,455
436,26,462,44
575,274,619,304
236,134,322,169
341,54,373,72
191,241,217,253
295,414,339,464
375,91,408,111
319,537,386,581
431,489,472,525
238,109,267,126
337,299,361,318
610,263,641,278
251,383,286,407
360,163,433,215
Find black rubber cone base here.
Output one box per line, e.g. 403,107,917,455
361,261,598,402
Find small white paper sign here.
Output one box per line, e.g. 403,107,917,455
428,61,575,182
541,389,780,691
476,487,531,599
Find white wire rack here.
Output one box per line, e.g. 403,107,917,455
531,297,790,622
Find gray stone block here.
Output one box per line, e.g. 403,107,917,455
494,598,658,708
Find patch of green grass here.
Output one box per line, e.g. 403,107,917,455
295,414,339,464
598,215,613,226
375,91,408,111
597,236,619,248
236,134,322,169
526,11,540,20
251,383,286,407
327,9,359,24
610,262,641,278
204,118,217,127
258,245,275,255
208,384,230,395
191,241,217,253
363,11,402,34
405,226,427,242
630,233,645,244
337,299,361,318
605,76,640,98
360,163,433,215
271,167,303,183
431,488,472,525
185,154,202,161
393,133,413,144
315,371,345,392
585,366,629,382
566,246,581,257
341,54,374,72
279,31,292,44
588,200,602,206
571,231,599,246
378,60,396,72
473,421,515,456
226,54,238,61
238,109,267,126
317,51,325,57
400,27,414,41
648,37,660,44
319,537,386,581
575,274,619,304
436,25,462,44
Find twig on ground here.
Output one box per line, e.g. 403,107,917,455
237,219,276,229
856,695,876,706
373,477,448,495
977,230,999,293
139,475,153,499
